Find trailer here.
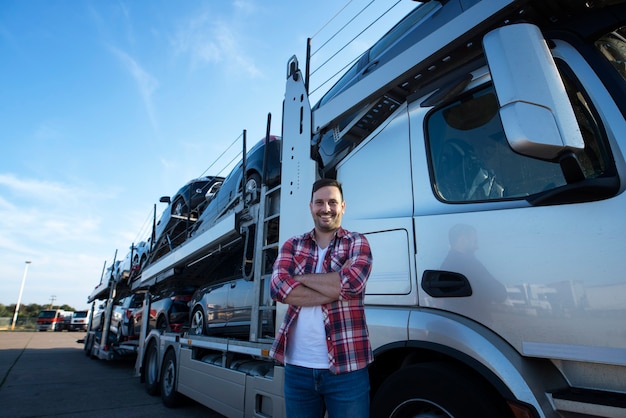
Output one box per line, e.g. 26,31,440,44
84,254,141,360
98,0,626,416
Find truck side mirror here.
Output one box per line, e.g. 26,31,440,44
483,23,584,161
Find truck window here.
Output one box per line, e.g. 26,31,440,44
427,70,612,203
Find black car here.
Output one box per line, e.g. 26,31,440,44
149,176,224,263
192,136,281,235
188,277,273,339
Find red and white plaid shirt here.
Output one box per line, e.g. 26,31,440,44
270,227,373,374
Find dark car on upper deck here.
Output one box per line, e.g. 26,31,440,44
191,136,281,236
149,176,224,264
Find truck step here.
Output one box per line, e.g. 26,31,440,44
549,387,626,418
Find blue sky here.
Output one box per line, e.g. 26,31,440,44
0,0,416,310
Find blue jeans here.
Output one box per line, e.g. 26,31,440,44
284,364,370,418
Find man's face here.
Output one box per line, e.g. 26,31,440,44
310,185,345,233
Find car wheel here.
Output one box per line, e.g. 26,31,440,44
116,324,124,342
128,317,135,337
160,349,181,408
143,341,160,396
370,361,513,418
189,307,205,336
243,172,262,205
156,316,168,332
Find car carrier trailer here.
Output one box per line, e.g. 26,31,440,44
89,0,626,416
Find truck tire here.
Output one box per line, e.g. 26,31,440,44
84,333,93,357
143,341,160,396
160,349,181,408
370,361,513,418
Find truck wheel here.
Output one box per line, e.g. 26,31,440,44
370,361,513,418
143,341,160,396
160,349,181,408
84,333,94,357
189,307,205,336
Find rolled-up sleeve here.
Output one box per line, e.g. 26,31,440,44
337,233,372,300
270,238,301,303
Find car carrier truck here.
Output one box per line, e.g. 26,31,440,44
84,252,142,360
90,0,626,416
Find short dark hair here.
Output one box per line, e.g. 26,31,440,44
311,178,343,201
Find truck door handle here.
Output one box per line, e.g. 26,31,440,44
421,270,472,297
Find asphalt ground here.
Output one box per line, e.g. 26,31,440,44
0,331,225,417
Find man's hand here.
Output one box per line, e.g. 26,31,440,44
285,272,342,307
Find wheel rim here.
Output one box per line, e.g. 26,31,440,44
190,309,203,335
244,175,260,204
390,400,452,418
163,360,175,396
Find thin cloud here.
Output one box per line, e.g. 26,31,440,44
108,45,160,132
171,11,261,77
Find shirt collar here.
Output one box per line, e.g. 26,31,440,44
304,226,346,242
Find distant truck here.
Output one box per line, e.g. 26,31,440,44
36,309,71,332
68,310,91,332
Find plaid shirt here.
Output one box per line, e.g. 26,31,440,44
270,227,373,374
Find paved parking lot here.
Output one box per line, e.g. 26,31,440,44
0,331,224,417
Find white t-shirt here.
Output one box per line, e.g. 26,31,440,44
285,246,330,369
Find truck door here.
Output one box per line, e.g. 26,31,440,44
411,34,626,367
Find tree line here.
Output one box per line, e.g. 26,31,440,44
0,303,77,318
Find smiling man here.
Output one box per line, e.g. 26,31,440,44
270,178,374,418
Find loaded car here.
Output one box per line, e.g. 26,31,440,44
149,176,224,264
109,293,145,341
115,241,150,281
149,285,196,333
192,136,281,236
311,1,467,173
89,302,105,330
188,277,273,339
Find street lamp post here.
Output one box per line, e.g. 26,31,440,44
11,261,32,330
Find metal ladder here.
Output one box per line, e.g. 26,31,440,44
248,181,280,343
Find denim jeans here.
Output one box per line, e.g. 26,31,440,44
284,364,370,418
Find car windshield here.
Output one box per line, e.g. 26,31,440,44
594,26,626,83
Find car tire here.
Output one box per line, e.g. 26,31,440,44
244,172,262,205
144,341,160,396
189,307,205,336
160,349,181,408
156,316,168,332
